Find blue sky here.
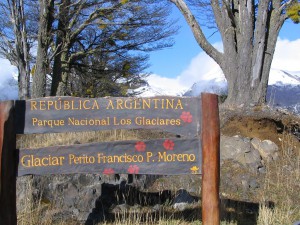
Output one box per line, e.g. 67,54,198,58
0,5,300,100
147,6,300,79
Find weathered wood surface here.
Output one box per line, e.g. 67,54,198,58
15,96,201,137
0,101,17,225
18,138,201,176
201,93,220,225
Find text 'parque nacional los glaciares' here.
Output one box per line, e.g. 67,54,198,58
15,96,201,137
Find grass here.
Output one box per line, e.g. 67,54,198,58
16,129,300,225
256,130,300,225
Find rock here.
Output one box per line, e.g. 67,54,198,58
17,174,115,223
251,138,279,161
152,204,162,212
173,202,190,211
221,135,246,160
235,147,261,166
173,189,196,204
258,166,266,174
221,135,263,171
111,203,130,213
249,179,260,189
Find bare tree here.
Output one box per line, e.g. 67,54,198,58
24,0,176,97
0,0,35,99
170,0,298,106
49,0,177,96
31,0,54,98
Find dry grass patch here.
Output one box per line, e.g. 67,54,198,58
257,131,300,225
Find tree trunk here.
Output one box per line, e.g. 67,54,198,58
17,62,29,100
10,0,30,100
50,0,70,96
171,0,290,107
31,0,54,98
52,52,69,96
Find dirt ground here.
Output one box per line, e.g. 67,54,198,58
219,105,300,151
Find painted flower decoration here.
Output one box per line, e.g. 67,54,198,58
163,139,175,150
135,141,146,152
180,111,193,123
190,166,200,174
128,165,140,174
103,168,115,175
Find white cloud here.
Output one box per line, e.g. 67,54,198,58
0,59,18,100
1,39,299,99
146,74,184,90
145,38,300,95
177,51,221,87
271,38,300,72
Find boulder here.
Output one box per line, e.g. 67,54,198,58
221,135,262,170
251,138,279,161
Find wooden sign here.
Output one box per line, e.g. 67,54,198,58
18,138,201,176
0,93,220,225
16,96,202,176
15,96,201,137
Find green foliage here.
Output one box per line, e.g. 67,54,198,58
287,2,300,23
120,0,129,4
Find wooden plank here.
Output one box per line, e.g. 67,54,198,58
15,96,201,137
18,138,201,176
0,101,17,225
201,93,220,225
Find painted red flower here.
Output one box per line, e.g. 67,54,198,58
135,141,146,152
128,165,140,174
103,168,115,175
163,139,175,150
180,111,193,123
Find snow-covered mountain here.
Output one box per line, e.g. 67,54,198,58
135,84,186,97
138,68,300,114
266,70,300,114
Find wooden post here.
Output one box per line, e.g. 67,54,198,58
0,101,17,225
201,93,220,225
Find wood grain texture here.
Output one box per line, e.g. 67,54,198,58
201,93,220,225
0,101,17,225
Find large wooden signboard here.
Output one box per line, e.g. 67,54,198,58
15,96,202,176
18,138,201,176
15,96,200,136
0,93,220,225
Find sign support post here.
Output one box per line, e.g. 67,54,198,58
201,93,220,225
0,101,17,225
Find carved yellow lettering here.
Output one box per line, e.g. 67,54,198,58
142,99,150,109
152,99,159,109
92,100,100,109
116,99,123,109
124,99,132,109
106,100,114,109
47,101,54,110
83,100,90,109
32,118,38,126
40,101,46,110
64,101,70,110
21,155,31,167
175,99,183,109
146,152,153,162
31,101,37,110
166,99,173,109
